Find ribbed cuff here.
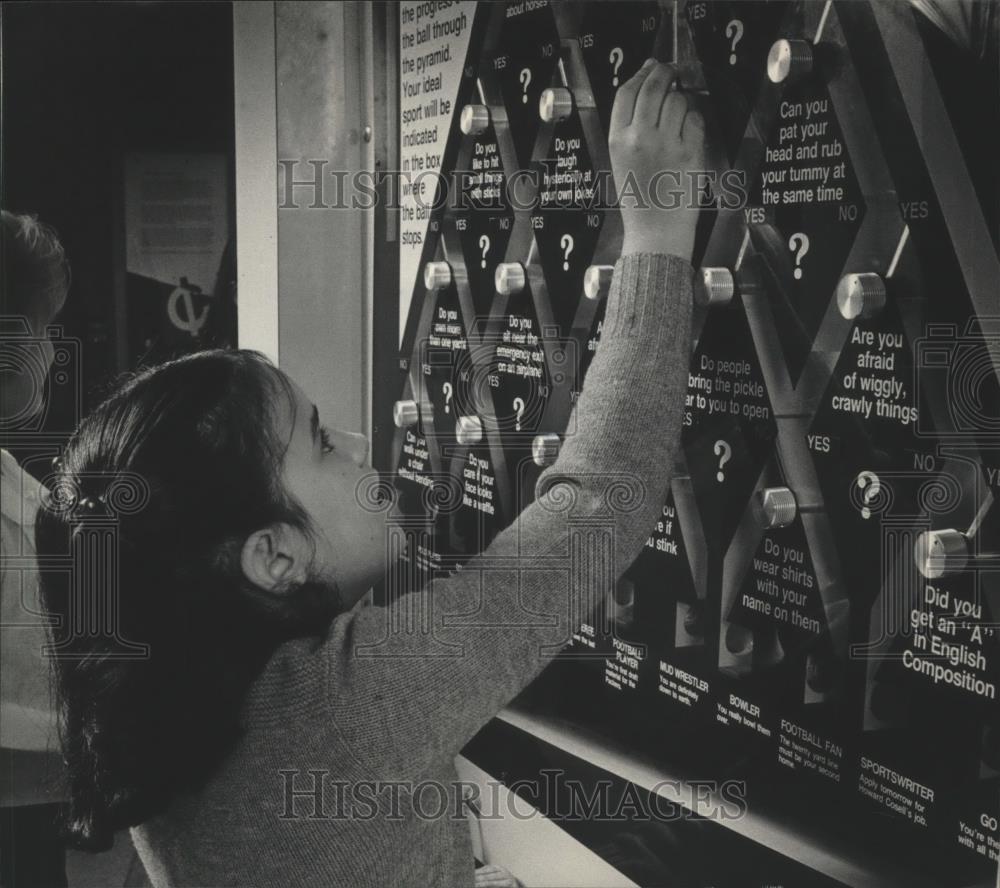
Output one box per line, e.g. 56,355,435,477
601,252,694,340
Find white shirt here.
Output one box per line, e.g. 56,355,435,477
0,447,60,753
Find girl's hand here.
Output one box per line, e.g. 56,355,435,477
474,863,522,887
609,59,706,261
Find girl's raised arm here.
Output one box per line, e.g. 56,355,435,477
318,61,703,774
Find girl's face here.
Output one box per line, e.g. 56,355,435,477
278,379,390,609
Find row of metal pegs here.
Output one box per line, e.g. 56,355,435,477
425,256,888,320
457,37,819,138
423,258,615,301
751,485,972,581
393,406,967,579
699,264,888,321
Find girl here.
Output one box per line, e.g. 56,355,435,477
37,60,703,886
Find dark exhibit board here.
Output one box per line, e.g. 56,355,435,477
378,2,1000,885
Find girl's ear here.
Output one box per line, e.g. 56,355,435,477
240,524,310,592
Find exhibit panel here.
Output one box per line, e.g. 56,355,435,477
373,2,1000,884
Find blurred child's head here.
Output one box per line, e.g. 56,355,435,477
1,210,71,423
36,349,387,847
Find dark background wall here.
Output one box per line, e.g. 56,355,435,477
2,0,234,443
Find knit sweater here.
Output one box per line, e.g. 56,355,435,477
131,252,693,887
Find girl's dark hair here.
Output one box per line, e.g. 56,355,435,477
36,349,340,850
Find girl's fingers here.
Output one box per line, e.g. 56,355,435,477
632,62,677,128
682,107,705,145
609,58,657,132
474,864,518,887
659,88,689,138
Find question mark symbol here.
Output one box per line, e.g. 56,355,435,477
714,440,731,482
512,397,525,432
608,47,624,86
855,471,881,520
442,381,453,414
560,233,574,271
478,234,491,269
725,20,744,65
519,68,532,104
788,232,810,280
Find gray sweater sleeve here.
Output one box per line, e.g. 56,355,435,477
320,252,693,775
